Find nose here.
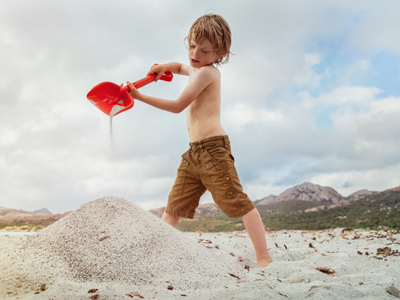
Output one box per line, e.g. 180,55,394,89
192,47,200,58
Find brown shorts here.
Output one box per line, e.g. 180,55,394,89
165,135,255,219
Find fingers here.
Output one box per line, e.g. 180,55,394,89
147,64,167,82
147,65,157,76
156,72,165,82
126,81,134,89
125,81,133,95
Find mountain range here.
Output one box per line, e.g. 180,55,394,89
148,182,385,218
254,182,377,205
1,182,398,228
0,207,52,216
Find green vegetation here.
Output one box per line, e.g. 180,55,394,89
256,199,331,214
0,223,46,231
177,190,400,232
176,218,245,232
258,190,400,231
2,190,399,232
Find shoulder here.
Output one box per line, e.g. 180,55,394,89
191,65,220,81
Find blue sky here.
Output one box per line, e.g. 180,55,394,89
0,0,399,213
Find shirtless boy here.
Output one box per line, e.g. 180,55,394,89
126,14,273,268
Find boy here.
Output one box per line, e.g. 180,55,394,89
126,14,273,268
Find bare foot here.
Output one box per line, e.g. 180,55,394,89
255,258,273,268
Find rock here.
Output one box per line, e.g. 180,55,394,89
256,182,345,206
316,267,335,276
386,285,400,298
255,195,277,205
347,189,376,200
278,182,343,204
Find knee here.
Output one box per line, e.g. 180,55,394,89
162,212,180,227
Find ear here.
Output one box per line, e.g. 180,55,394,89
214,53,224,63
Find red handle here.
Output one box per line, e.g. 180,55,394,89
133,74,157,89
121,71,173,93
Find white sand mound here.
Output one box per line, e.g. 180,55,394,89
1,197,241,297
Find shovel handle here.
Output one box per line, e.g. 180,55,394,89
121,71,173,93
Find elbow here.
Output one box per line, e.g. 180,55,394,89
171,104,185,114
172,108,184,114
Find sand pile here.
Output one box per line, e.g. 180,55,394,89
1,197,240,297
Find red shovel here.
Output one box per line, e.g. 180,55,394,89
87,69,173,116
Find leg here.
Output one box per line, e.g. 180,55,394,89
162,212,180,228
242,208,273,268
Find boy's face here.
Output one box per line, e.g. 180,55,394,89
188,39,220,68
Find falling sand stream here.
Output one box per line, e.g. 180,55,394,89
108,104,125,193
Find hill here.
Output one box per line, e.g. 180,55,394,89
259,188,400,230
255,182,346,205
0,207,69,231
31,208,52,214
1,183,398,232
175,189,400,232
256,199,333,214
150,182,377,218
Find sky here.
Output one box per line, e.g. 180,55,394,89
1,0,399,214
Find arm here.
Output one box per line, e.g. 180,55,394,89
127,67,214,114
148,62,190,81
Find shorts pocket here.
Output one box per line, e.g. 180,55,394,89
202,149,234,201
204,148,229,173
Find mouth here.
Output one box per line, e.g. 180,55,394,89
190,58,199,63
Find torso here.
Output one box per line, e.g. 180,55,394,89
186,66,227,143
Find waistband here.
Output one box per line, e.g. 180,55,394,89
189,135,230,149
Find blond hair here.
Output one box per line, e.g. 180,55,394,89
185,14,232,66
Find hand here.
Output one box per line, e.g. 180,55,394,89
147,64,169,82
126,81,141,99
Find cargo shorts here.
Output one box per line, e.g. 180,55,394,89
165,135,255,219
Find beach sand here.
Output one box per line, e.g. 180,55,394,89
0,197,399,299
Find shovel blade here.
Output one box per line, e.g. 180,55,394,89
86,70,173,116
87,82,134,116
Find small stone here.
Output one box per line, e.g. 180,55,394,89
40,284,46,291
88,289,98,293
317,267,335,276
131,292,144,299
386,285,400,298
167,285,174,290
377,247,392,256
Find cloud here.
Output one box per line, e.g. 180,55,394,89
0,1,399,213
